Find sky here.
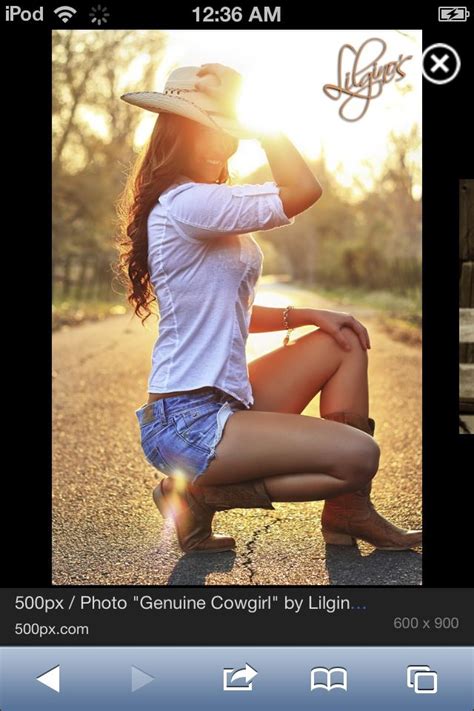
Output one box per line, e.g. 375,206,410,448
122,29,422,194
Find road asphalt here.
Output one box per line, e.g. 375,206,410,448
52,282,422,585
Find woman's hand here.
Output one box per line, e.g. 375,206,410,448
310,308,371,351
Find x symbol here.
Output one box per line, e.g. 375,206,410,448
423,43,461,84
431,53,450,73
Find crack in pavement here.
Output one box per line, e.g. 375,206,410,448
241,515,282,585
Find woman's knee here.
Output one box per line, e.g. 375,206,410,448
353,437,380,484
339,326,369,362
336,436,380,487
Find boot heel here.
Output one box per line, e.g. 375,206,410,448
322,529,357,545
152,480,236,554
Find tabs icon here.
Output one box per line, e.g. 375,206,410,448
407,665,438,694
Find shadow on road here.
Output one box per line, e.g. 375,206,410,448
165,545,421,586
325,544,422,585
167,550,236,585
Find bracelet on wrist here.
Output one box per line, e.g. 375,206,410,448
282,305,294,346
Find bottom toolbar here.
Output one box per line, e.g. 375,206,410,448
1,646,472,710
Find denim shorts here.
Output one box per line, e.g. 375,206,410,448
134,387,248,484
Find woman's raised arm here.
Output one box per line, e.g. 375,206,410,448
259,132,323,218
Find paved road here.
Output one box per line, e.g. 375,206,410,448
52,281,422,585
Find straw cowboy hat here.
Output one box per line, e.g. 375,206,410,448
120,65,259,140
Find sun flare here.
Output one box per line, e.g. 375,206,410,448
119,29,421,191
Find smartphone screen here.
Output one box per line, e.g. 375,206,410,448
1,3,473,709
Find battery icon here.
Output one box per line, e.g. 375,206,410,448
438,6,470,20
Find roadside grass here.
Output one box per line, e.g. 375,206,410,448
296,283,422,346
53,284,422,347
52,299,128,331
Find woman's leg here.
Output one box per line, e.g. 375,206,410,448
226,322,421,549
248,325,369,418
197,326,379,500
197,410,379,500
252,324,371,501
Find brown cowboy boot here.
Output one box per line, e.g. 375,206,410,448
321,411,422,550
153,477,274,554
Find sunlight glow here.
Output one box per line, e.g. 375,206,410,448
79,107,109,138
118,52,152,92
119,29,421,192
237,67,287,135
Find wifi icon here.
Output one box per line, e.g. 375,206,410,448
54,6,77,23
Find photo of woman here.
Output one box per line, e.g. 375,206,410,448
53,29,422,585
117,62,422,556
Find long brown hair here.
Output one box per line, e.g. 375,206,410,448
114,112,233,326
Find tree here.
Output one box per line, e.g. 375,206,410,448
52,30,168,256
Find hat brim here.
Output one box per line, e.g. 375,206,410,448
120,91,258,140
